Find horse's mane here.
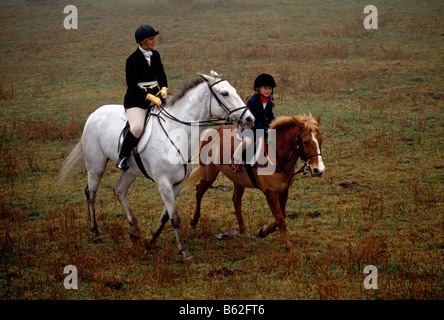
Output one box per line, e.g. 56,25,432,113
167,78,205,107
270,113,319,131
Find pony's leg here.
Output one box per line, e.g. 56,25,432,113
262,190,293,252
190,165,219,228
113,171,140,241
232,183,249,236
85,171,105,243
189,179,212,228
259,190,289,238
259,220,277,238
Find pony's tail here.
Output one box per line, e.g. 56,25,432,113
181,165,201,193
58,140,85,184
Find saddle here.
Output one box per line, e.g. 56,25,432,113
235,132,271,168
235,133,274,189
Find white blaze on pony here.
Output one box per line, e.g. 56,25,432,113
59,71,254,263
311,131,325,175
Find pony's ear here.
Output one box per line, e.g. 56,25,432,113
291,115,304,128
315,114,321,124
210,70,220,77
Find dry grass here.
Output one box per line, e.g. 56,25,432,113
0,0,443,300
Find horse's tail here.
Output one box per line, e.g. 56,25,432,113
58,140,85,184
181,165,201,193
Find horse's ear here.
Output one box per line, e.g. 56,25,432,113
198,73,211,83
315,114,321,124
210,70,220,77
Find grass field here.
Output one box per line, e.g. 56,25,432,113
0,0,443,300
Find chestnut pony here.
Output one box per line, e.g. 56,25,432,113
181,114,325,252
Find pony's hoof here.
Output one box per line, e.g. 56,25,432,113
240,231,252,239
258,227,266,238
189,218,198,229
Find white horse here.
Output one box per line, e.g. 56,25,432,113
59,71,254,262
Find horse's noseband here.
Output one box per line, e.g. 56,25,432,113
207,79,249,123
296,133,323,178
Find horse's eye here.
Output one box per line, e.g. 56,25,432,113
221,91,229,96
303,141,309,146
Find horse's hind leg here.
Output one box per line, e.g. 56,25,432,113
144,205,168,251
232,183,249,236
190,165,219,228
189,179,212,228
85,171,105,243
113,172,140,242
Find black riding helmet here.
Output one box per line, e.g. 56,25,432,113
254,73,277,91
135,25,159,43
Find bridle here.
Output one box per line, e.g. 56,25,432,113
153,78,249,127
296,133,322,163
277,131,323,178
207,78,250,124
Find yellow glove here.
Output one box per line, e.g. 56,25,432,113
146,93,162,107
158,87,168,100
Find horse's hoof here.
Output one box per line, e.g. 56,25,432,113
184,255,195,264
129,232,140,243
93,235,104,244
144,238,155,250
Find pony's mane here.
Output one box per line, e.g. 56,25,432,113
167,78,205,106
270,114,319,131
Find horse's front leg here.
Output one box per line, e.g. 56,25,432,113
154,179,194,263
262,190,292,252
232,183,249,236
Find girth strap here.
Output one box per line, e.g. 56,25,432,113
245,164,260,189
133,152,154,182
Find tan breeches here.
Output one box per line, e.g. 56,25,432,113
126,107,148,139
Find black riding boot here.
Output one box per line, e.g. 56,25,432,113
116,130,139,171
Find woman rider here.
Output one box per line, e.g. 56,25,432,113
116,24,168,170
